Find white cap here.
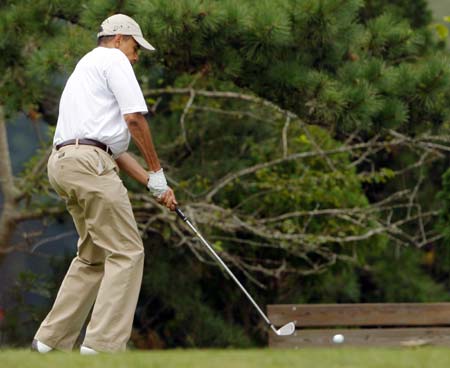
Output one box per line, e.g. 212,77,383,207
97,14,155,51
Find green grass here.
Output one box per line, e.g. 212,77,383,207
1,348,450,368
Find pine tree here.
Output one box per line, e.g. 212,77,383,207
359,0,432,28
5,0,449,134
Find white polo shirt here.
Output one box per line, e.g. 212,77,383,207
54,47,148,157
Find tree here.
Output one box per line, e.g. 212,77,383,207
129,0,450,134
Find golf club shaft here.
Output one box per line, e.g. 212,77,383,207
175,207,272,326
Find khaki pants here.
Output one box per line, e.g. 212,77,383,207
35,145,144,352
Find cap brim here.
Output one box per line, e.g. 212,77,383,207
132,35,155,51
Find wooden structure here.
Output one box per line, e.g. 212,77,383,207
268,303,450,348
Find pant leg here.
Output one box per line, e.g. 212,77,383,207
35,229,106,350
35,146,144,352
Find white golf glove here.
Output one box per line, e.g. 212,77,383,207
147,168,169,198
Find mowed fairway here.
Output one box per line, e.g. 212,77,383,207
1,348,450,368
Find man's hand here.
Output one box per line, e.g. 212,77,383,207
147,169,178,211
147,168,168,197
158,187,178,211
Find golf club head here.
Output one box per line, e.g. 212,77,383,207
271,322,296,336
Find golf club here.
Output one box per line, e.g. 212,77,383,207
175,207,295,336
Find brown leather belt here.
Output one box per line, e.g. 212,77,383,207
55,138,113,155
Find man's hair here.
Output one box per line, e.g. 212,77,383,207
97,35,132,46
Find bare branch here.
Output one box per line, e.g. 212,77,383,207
282,114,290,158
144,87,298,119
179,88,195,152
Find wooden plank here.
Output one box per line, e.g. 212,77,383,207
269,328,450,348
267,303,450,327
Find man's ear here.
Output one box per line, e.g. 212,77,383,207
114,34,122,48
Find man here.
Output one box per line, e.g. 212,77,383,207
31,14,177,354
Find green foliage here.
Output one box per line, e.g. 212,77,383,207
359,0,432,28
364,247,449,302
435,169,450,284
290,262,363,303
436,26,448,43
121,0,449,134
0,271,51,346
284,239,449,304
3,0,449,133
355,230,449,302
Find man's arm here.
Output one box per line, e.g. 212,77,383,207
115,152,148,186
122,112,177,210
124,112,161,172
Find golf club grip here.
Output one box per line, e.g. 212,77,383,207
175,207,187,221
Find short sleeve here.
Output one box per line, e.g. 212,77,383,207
105,51,148,115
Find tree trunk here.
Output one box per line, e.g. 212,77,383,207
0,105,20,253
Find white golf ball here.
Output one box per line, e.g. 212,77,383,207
332,334,344,344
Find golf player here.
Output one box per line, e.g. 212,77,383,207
31,14,177,354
